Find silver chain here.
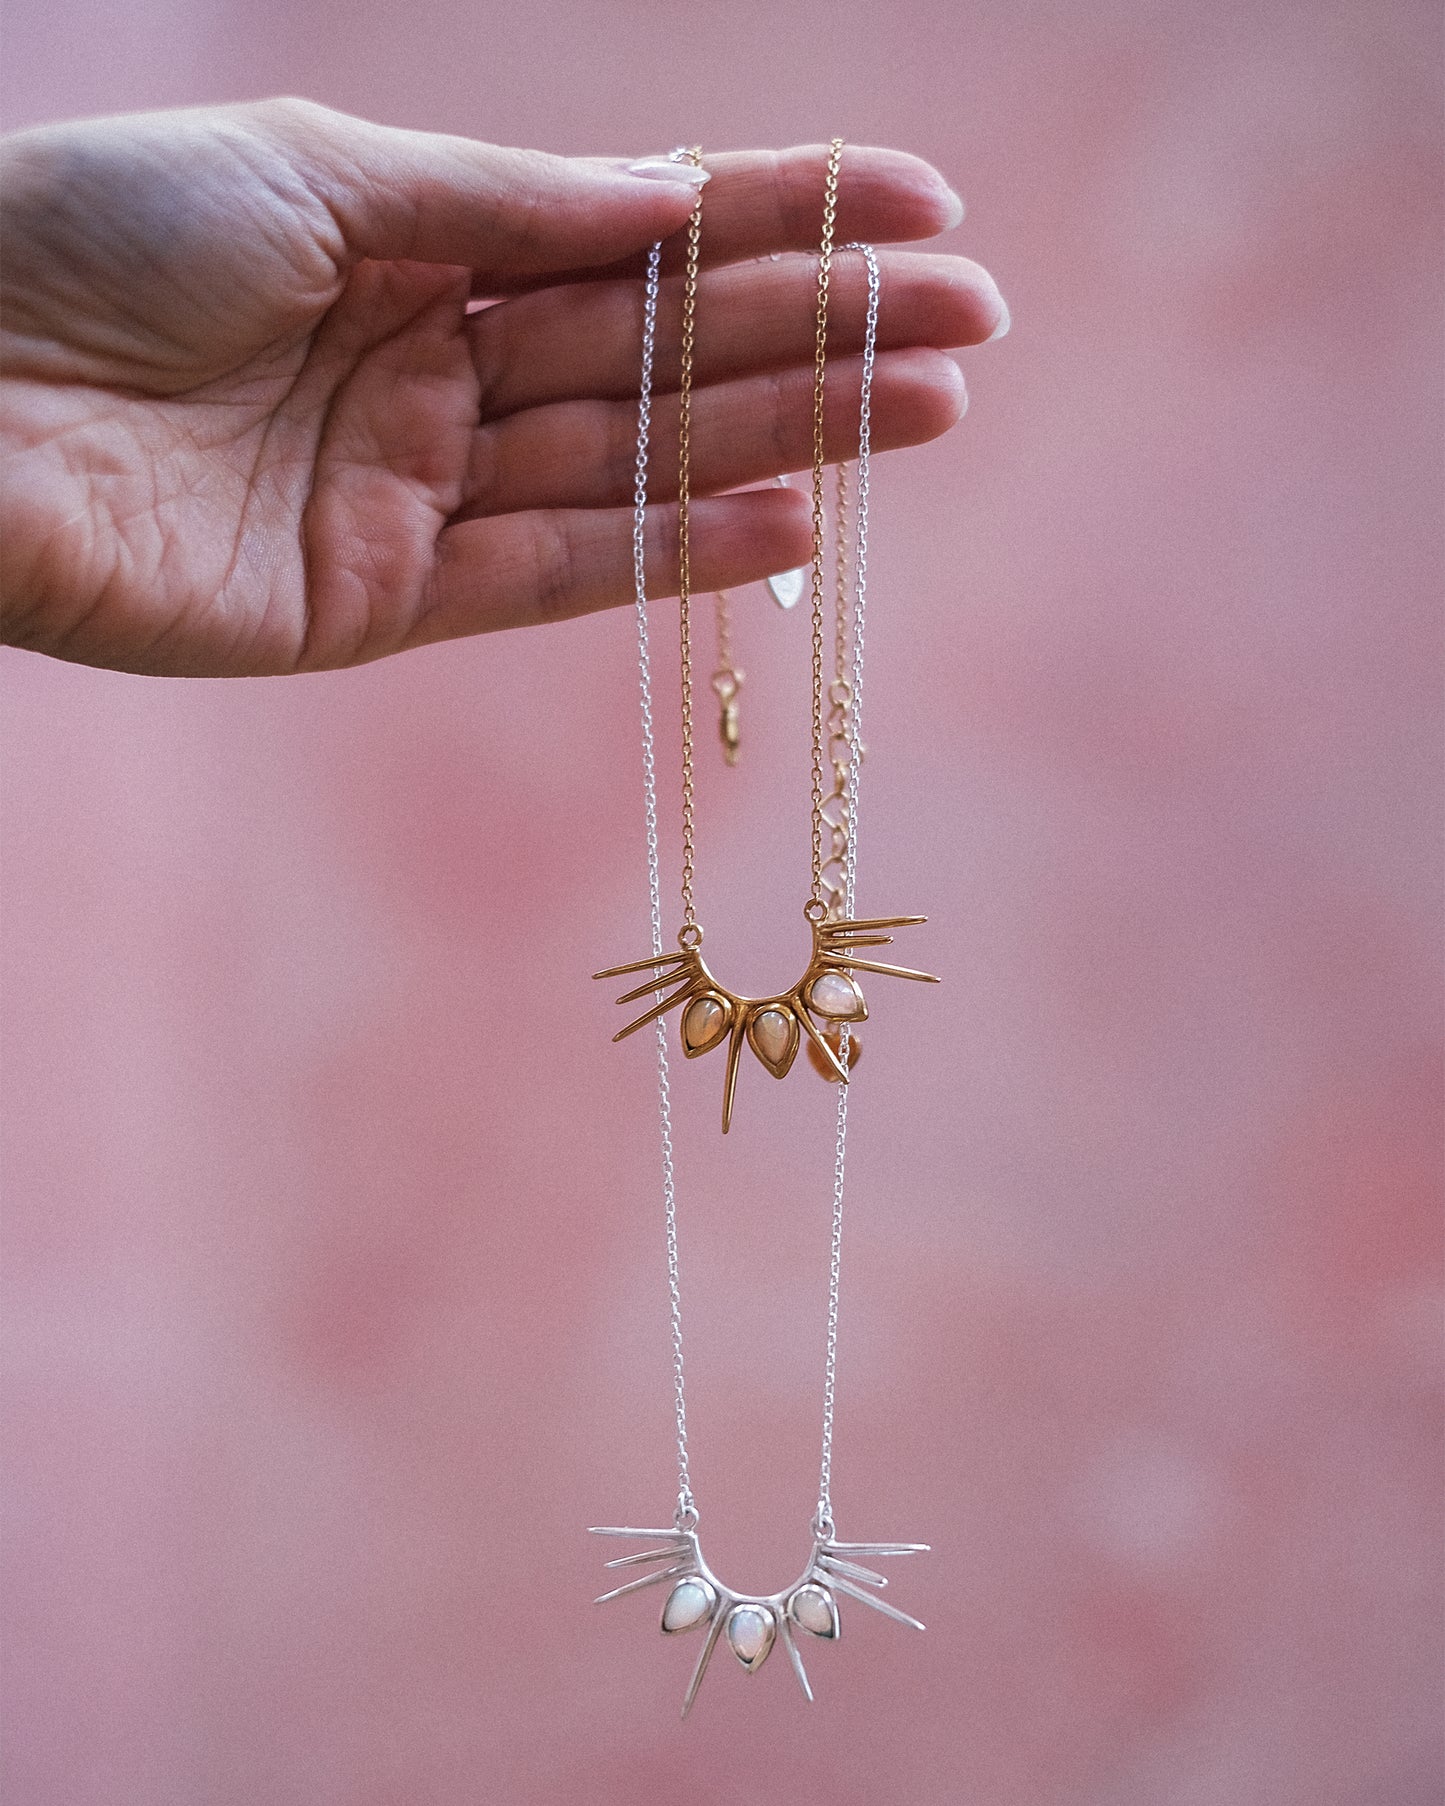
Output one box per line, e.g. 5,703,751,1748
632,208,697,1531
814,242,879,1538
628,222,880,1540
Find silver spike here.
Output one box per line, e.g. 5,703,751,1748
829,1575,925,1631
594,1563,689,1606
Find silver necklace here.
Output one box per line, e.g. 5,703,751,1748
592,161,927,1717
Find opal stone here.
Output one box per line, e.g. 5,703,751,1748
749,1007,795,1070
682,994,728,1054
725,1603,776,1671
788,1583,839,1639
807,970,866,1020
661,1577,716,1634
744,1011,801,1076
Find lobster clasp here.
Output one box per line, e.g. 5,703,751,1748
711,668,743,766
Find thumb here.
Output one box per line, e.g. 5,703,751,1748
254,99,708,283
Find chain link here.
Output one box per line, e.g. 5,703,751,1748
675,147,705,929
834,458,851,684
842,244,878,930
631,159,696,1529
816,240,880,1532
817,460,854,920
808,138,845,903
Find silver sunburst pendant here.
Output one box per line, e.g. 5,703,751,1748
590,1520,928,1716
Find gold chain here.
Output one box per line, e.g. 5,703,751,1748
675,141,845,917
675,147,705,929
834,459,850,688
818,460,855,918
808,138,845,903
714,586,735,674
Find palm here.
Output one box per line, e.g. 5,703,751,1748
1,103,1004,676
9,259,476,671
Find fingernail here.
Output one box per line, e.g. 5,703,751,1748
986,295,1011,342
941,185,966,228
627,159,711,189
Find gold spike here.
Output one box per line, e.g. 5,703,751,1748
821,954,939,983
593,950,690,981
821,914,927,933
720,1019,747,1133
612,981,698,1041
613,970,697,1006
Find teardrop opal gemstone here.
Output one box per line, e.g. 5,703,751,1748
725,1603,776,1670
807,971,866,1020
747,1006,798,1076
751,1009,792,1063
661,1577,716,1634
682,994,729,1054
788,1583,839,1638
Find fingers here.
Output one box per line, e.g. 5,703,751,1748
250,99,708,281
484,143,964,294
692,141,964,254
410,487,812,648
460,348,965,518
250,107,964,301
470,250,1005,420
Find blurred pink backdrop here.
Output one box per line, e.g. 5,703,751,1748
2,3,1440,1802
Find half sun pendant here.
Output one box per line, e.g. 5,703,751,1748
594,905,940,1131
590,1521,929,1716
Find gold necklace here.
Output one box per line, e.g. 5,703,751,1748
595,138,938,1132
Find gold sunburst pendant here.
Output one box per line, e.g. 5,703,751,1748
595,903,940,1132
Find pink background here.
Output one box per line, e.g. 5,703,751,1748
2,3,1440,1802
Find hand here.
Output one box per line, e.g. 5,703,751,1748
0,101,1007,676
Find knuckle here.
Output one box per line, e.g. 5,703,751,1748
644,505,680,598
467,306,510,419
244,97,342,138
764,367,798,469
531,512,580,620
